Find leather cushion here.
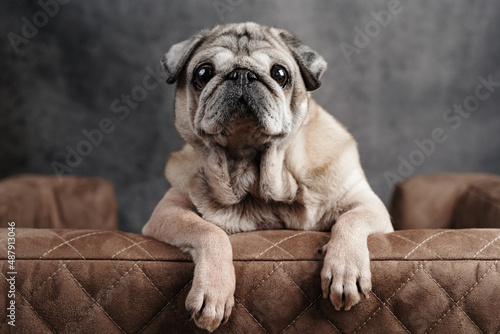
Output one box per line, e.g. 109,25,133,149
1,228,499,333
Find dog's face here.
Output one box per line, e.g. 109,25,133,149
162,22,327,154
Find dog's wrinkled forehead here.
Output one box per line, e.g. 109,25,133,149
162,22,327,91
189,24,295,74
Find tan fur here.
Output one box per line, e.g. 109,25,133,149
143,22,393,331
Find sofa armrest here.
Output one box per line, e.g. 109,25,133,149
389,173,500,230
1,228,499,333
451,177,500,229
0,174,118,230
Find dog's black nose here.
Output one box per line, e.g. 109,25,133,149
228,68,257,86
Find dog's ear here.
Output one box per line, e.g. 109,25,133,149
275,29,327,91
161,30,210,84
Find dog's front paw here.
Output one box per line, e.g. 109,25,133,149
320,238,371,311
186,259,235,332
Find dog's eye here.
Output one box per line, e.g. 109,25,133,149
194,64,214,91
270,65,288,88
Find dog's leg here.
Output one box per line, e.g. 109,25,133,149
259,145,298,202
320,181,393,311
142,188,235,331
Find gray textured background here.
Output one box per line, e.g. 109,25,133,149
2,0,499,232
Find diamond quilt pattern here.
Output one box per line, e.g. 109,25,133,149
1,228,499,334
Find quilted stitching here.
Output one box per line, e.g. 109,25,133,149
473,235,500,258
420,266,485,333
0,228,499,333
1,271,56,333
71,261,139,328
253,235,296,260
352,263,422,334
403,231,451,259
60,260,127,333
111,232,157,260
51,232,86,259
390,234,443,260
253,231,310,259
429,260,498,333
39,230,111,259
234,297,269,333
451,229,500,255
370,292,411,333
138,278,197,333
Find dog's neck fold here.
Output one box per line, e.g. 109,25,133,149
189,132,297,206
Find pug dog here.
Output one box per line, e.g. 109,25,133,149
142,22,393,331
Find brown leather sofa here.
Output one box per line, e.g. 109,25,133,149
1,174,499,333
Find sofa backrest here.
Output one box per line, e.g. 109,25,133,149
0,174,118,230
